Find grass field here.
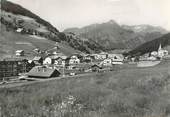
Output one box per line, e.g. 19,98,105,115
0,61,170,117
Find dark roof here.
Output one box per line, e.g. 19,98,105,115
28,66,60,78
91,64,102,69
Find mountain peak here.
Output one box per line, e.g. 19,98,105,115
108,20,117,24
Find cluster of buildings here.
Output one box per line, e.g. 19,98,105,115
1,44,168,81
139,44,169,61
0,48,125,81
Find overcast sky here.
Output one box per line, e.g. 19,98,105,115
9,0,170,31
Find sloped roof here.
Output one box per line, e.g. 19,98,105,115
28,66,60,78
91,64,102,69
33,56,42,61
15,50,24,52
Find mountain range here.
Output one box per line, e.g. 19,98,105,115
64,20,168,50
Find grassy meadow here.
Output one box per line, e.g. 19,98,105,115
0,61,170,117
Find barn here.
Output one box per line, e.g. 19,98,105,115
28,66,60,78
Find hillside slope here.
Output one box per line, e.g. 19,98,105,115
0,24,79,59
127,33,170,56
0,0,105,57
1,0,58,33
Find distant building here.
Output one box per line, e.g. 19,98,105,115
16,28,23,33
0,60,18,80
149,44,169,59
69,55,80,64
0,58,34,80
91,64,102,72
43,56,54,65
28,66,61,78
33,48,40,53
157,44,168,58
45,46,60,55
110,54,124,65
43,56,66,66
82,54,94,63
101,58,113,66
65,54,82,65
32,56,43,65
93,52,108,60
151,51,158,57
54,57,66,66
15,50,24,56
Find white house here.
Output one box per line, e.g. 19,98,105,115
101,58,112,66
93,52,108,60
43,53,67,65
111,54,124,65
15,50,24,56
151,51,158,57
16,28,23,33
43,57,53,65
69,55,80,64
54,57,66,66
66,55,81,65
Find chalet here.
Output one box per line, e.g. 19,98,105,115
110,54,124,65
82,54,94,63
101,58,113,66
33,48,40,53
43,56,54,65
15,50,24,56
43,56,66,66
151,51,158,57
28,66,60,78
33,56,43,65
91,64,102,72
54,57,66,66
65,54,82,65
93,52,108,60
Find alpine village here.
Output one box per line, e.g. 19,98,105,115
0,0,170,117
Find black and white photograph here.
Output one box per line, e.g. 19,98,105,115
0,0,170,116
